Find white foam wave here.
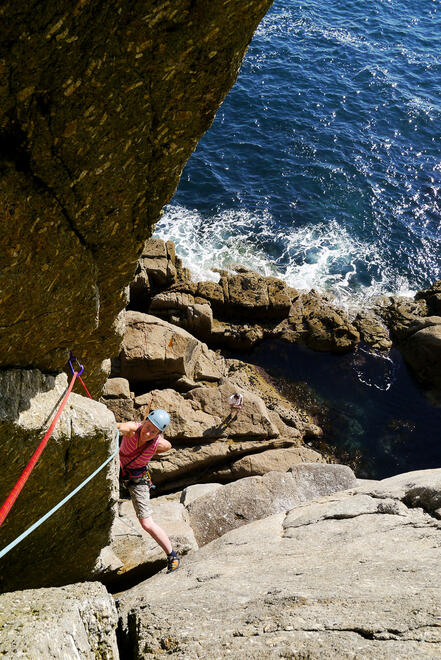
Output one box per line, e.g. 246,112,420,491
154,204,417,310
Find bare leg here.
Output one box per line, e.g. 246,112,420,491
139,516,172,554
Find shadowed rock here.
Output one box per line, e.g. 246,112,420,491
0,369,118,592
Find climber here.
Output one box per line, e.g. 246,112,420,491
228,392,244,412
117,409,180,573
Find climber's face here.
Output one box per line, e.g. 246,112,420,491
141,418,159,441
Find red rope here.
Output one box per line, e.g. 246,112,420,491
77,374,93,400
0,371,79,528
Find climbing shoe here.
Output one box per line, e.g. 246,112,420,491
166,552,180,573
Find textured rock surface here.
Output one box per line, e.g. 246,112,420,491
0,582,118,658
281,291,360,352
116,312,225,386
0,369,118,592
105,352,325,492
146,258,360,352
186,464,356,545
227,446,325,478
353,310,392,351
180,483,223,506
117,468,441,659
149,437,301,492
0,0,273,390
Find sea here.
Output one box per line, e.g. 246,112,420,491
154,0,441,478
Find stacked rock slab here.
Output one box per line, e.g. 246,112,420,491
104,312,325,492
147,261,361,352
0,0,274,392
131,238,441,399
0,370,118,592
99,465,354,591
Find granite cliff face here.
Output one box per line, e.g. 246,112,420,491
0,0,273,391
0,0,274,592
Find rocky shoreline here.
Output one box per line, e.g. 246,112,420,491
127,237,441,403
1,0,441,656
2,237,441,657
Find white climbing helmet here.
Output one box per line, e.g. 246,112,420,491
147,409,170,432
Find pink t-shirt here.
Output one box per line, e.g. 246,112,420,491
119,425,162,471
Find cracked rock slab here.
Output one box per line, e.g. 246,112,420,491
185,464,356,546
117,468,441,659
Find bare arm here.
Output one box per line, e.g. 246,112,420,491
154,437,172,454
116,421,139,437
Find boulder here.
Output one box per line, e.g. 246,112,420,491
0,369,118,592
148,438,300,492
135,388,222,441
281,292,360,352
117,468,441,659
399,318,441,397
210,319,266,349
218,272,293,320
356,468,441,517
130,239,180,310
180,483,223,506
187,381,279,439
0,582,118,658
185,464,356,546
415,280,441,315
101,395,137,423
150,290,213,338
353,310,392,350
117,312,224,385
102,377,131,399
228,446,325,478
376,295,428,341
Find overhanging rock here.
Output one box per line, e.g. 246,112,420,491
0,0,274,392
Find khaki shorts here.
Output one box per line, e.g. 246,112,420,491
127,481,153,519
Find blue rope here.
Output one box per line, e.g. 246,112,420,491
0,428,119,561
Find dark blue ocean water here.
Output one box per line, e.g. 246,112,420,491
154,0,441,478
156,0,441,307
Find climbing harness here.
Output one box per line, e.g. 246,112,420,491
0,351,119,560
120,441,156,489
